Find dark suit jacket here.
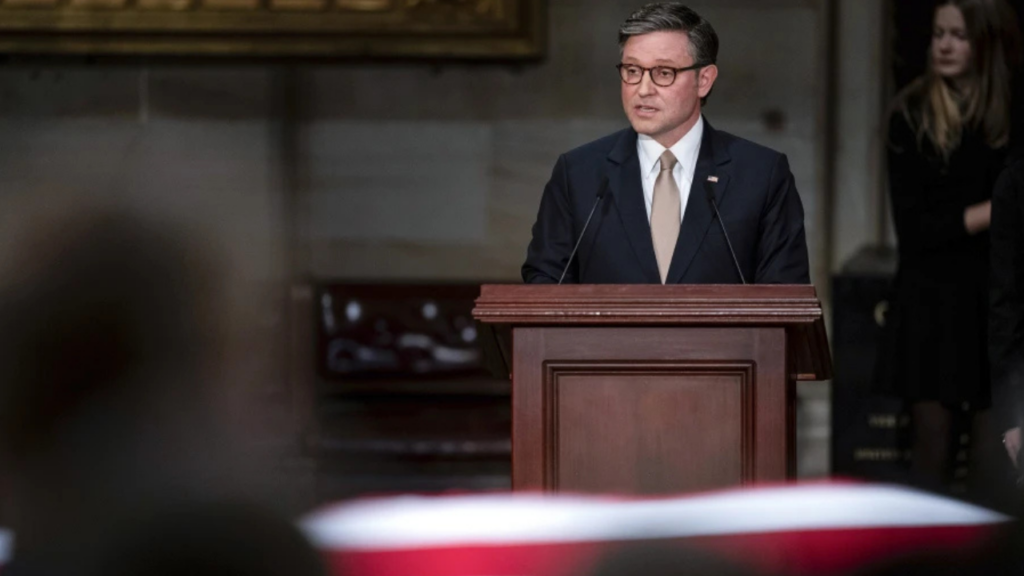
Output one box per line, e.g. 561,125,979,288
522,121,810,284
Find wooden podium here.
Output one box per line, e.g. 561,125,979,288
473,284,831,495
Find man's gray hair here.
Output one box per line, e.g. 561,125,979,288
619,2,719,69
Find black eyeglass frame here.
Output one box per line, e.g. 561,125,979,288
616,62,711,87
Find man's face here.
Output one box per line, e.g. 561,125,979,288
620,30,717,148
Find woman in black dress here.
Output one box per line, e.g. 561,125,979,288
876,0,1021,498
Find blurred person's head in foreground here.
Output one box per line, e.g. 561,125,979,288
0,196,321,576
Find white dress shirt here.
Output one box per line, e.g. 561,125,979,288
637,115,704,224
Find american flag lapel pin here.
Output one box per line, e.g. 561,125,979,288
707,175,719,183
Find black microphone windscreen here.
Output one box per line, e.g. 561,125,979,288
596,176,609,199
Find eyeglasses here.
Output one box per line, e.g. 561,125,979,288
617,62,708,87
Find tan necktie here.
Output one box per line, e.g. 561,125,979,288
651,150,681,283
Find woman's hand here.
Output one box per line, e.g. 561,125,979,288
1004,427,1021,467
964,200,992,234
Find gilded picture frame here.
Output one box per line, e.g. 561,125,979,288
0,0,544,58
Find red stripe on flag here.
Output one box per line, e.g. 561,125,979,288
321,524,1002,576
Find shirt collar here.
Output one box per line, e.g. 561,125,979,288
637,115,704,179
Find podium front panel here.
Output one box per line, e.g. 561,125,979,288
511,327,789,494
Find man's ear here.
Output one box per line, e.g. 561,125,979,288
698,64,718,98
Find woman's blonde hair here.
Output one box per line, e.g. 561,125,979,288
896,0,1022,158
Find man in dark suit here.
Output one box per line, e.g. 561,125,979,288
522,2,810,285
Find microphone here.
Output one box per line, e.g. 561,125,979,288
705,179,747,285
558,176,609,285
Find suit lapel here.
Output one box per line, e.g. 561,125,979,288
607,129,661,283
666,121,732,284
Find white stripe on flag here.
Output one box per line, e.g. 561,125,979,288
300,484,1009,551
